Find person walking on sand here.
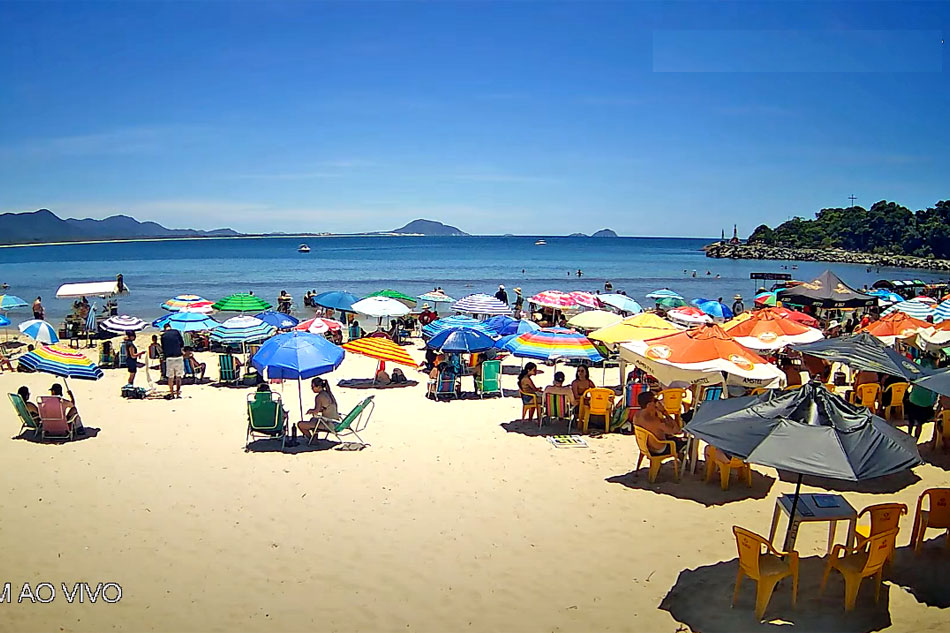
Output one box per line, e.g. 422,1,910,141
122,331,144,386
32,296,44,320
160,323,185,399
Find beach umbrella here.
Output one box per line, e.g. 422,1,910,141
251,331,346,433
296,317,345,334
722,309,824,351
569,291,604,310
364,289,418,308
0,315,9,327
567,309,623,330
212,293,272,313
915,322,950,353
913,295,937,305
933,299,950,324
159,311,220,333
426,327,497,354
882,298,935,321
912,365,950,398
589,312,681,345
769,306,820,329
17,344,104,381
18,319,59,344
161,294,214,313
599,294,643,314
255,310,300,329
855,312,931,345
453,293,511,315
101,315,148,334
685,382,922,549
504,328,604,363
312,291,361,313
692,298,733,320
868,289,904,306
655,296,688,309
418,290,456,304
423,315,494,339
754,291,777,307
528,290,575,310
793,332,929,381
668,306,713,326
342,336,417,367
0,295,28,310
209,316,276,344
483,315,540,337
351,296,411,318
646,289,683,300
620,324,784,388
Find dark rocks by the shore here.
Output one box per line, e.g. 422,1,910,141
704,242,950,273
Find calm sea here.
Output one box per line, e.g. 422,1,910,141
1,236,947,321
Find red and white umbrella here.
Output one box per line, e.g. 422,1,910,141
668,306,713,326
529,290,575,309
569,291,604,309
296,317,345,334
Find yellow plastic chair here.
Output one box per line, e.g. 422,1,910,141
882,382,910,420
820,528,899,611
634,426,679,483
704,445,752,491
748,387,768,396
933,411,950,450
658,388,687,423
851,383,882,411
579,387,614,434
732,526,799,620
519,391,542,420
910,488,950,553
783,384,803,391
854,502,907,563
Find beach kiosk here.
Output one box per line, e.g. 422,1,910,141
55,277,130,341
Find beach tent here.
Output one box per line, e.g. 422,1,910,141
777,270,875,309
56,281,130,299
792,332,929,381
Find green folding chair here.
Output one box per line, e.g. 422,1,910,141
475,360,502,398
219,354,240,385
8,393,40,438
310,396,375,448
246,392,285,451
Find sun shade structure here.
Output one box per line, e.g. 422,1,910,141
255,310,299,329
621,323,784,388
418,290,456,304
212,293,272,312
209,316,276,344
56,281,129,299
100,315,148,334
296,317,345,334
351,296,411,318
598,294,643,314
722,309,824,351
482,315,540,337
916,322,950,353
778,270,876,309
161,294,214,313
655,296,688,309
422,315,494,339
503,328,604,363
364,289,418,307
646,289,683,300
452,293,511,315
528,290,576,309
17,345,104,380
0,295,28,310
426,327,497,353
252,331,345,379
589,312,681,345
312,291,361,313
668,306,713,326
569,291,604,309
342,336,417,367
691,298,733,320
156,311,220,333
18,319,59,344
856,312,931,345
754,291,777,306
882,298,935,321
793,332,929,381
933,299,950,324
567,310,623,330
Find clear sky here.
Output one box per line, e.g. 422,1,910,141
0,1,947,236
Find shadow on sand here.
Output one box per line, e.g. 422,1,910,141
14,427,102,444
888,539,950,608
606,466,775,507
920,445,950,471
245,436,346,454
776,470,921,494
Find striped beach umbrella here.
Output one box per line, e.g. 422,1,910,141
646,289,683,300
255,310,299,329
503,328,604,363
422,315,493,339
158,311,220,332
18,319,59,344
419,290,456,304
212,293,272,312
754,291,778,306
882,298,935,321
599,294,643,314
656,296,688,309
453,293,512,315
0,295,28,310
342,336,417,367
17,345,103,380
569,291,604,309
296,317,345,334
210,316,276,344
161,294,214,313
101,315,148,334
933,300,950,324
364,289,418,307
528,290,575,309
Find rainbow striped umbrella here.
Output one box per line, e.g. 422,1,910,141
17,345,103,380
342,336,417,367
529,290,575,309
754,291,778,306
161,294,214,313
503,328,603,363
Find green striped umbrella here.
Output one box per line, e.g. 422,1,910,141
212,293,272,312
364,289,418,307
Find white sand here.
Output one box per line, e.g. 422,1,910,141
2,342,950,632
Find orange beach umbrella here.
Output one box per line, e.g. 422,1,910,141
856,312,931,345
722,309,824,351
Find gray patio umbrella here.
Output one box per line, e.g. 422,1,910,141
685,381,922,549
913,368,950,398
792,332,930,381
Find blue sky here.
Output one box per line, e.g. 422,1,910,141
0,1,947,236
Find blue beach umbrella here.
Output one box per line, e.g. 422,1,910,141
18,319,59,344
646,289,683,300
255,310,300,330
483,315,540,337
692,298,734,320
210,316,276,344
158,311,219,332
882,298,934,321
933,300,950,324
426,327,497,353
868,289,904,305
0,295,28,310
422,315,494,339
599,294,643,314
0,315,9,327
313,291,361,313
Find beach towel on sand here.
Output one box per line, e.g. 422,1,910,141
337,378,418,390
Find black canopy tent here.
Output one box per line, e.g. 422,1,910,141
779,270,876,309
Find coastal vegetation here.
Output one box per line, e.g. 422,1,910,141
748,200,950,258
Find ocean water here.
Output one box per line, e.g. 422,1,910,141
0,236,946,322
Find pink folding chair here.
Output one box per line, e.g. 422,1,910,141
37,396,74,441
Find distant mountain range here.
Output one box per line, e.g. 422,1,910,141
568,229,619,238
0,209,240,245
391,219,469,236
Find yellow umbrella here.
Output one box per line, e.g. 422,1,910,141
567,309,623,330
341,336,417,367
589,312,681,345
722,311,753,330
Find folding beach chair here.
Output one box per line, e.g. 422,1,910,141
432,371,458,400
219,354,240,385
37,396,74,441
542,392,572,429
99,342,116,368
474,360,502,398
245,391,286,451
8,393,40,438
310,396,375,448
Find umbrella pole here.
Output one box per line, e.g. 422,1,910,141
782,473,804,552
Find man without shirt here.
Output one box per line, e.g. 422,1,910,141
633,390,687,455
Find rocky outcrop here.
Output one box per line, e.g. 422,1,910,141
705,242,950,272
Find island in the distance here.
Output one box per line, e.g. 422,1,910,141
389,219,469,236
567,229,619,238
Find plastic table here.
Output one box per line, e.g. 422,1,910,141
768,492,857,555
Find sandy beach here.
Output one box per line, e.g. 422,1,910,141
2,342,950,633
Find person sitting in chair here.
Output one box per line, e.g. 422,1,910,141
48,383,85,435
297,377,341,440
182,347,207,381
633,391,685,454
255,383,288,425
16,386,40,423
543,371,576,407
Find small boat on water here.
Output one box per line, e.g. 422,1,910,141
535,239,547,246
297,244,311,253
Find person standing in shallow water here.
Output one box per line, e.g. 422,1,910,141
32,296,44,320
